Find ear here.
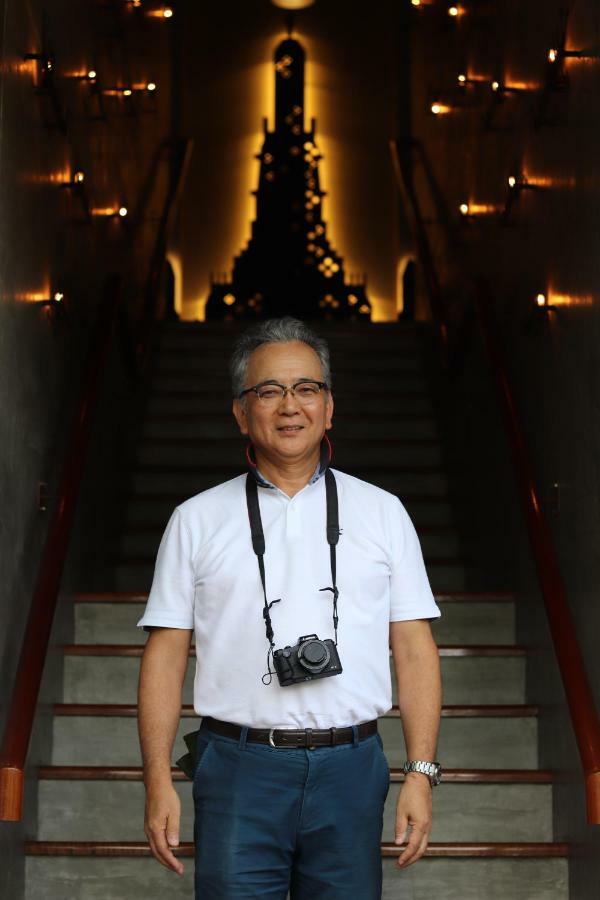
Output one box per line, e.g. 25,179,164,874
232,398,249,435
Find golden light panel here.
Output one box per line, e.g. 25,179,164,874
460,202,503,216
547,290,594,308
430,102,451,115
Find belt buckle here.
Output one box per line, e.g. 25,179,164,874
268,728,286,749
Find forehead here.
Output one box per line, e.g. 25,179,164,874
246,340,323,379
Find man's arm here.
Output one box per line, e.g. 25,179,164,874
138,626,193,876
389,618,442,869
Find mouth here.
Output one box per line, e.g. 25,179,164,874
277,425,304,432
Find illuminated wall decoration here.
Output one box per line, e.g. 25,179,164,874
205,35,371,321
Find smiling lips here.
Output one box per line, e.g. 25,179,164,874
278,425,304,432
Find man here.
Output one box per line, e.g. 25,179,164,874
137,316,443,899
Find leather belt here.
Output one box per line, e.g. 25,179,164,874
201,716,378,749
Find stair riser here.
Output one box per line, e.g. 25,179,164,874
126,469,449,497
140,417,440,441
134,441,443,468
151,373,429,393
110,560,466,593
36,779,553,843
51,716,538,769
154,354,424,375
62,656,523,707
122,496,456,529
117,527,459,559
145,393,434,416
24,857,568,900
74,600,514,646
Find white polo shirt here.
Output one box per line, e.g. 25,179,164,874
136,446,441,729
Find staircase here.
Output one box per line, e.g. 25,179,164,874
24,320,569,899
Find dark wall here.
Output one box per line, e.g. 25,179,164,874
409,1,600,896
0,2,172,895
174,0,414,321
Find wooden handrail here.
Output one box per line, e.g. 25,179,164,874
0,137,192,822
391,136,600,825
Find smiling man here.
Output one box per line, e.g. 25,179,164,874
137,316,443,900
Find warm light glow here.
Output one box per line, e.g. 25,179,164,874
73,171,84,183
431,102,450,115
271,0,316,8
147,82,156,91
223,293,236,306
448,6,459,17
508,176,517,188
536,293,547,307
88,70,97,80
548,48,558,63
119,207,128,217
163,6,173,16
53,292,64,302
458,74,466,84
123,88,132,96
521,168,576,189
411,0,421,5
491,80,500,92
461,202,503,216
548,290,594,308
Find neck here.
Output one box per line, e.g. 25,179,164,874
253,446,321,498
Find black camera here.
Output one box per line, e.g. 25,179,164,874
273,633,343,687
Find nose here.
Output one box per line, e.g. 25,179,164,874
278,387,302,412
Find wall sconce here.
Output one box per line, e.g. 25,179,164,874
507,173,542,193
163,5,174,16
457,73,485,88
90,206,128,218
459,201,503,220
60,171,85,189
549,45,600,61
448,4,464,17
430,101,451,115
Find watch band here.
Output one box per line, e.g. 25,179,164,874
403,759,442,786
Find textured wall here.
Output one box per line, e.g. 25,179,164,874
0,1,172,895
174,0,412,322
409,1,600,896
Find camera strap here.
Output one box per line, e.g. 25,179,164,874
245,468,340,685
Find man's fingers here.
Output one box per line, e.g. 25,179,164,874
394,812,408,845
148,824,185,874
396,823,429,868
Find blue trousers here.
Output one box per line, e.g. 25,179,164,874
192,719,390,899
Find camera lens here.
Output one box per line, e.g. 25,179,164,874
298,638,330,673
304,642,326,664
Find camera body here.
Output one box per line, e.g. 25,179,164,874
273,633,343,687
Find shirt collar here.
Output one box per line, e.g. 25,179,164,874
245,434,333,490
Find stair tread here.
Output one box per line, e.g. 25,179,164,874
38,765,556,783
73,590,516,603
53,703,539,717
24,840,570,858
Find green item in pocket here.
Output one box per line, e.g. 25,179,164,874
175,729,199,780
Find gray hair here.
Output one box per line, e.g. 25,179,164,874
229,316,332,402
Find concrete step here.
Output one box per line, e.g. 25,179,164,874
61,650,524,707
73,594,514,645
154,352,424,375
108,556,466,593
133,437,444,469
120,492,456,529
151,372,429,393
34,777,553,843
116,520,458,559
51,708,538,768
24,853,569,900
124,465,449,497
145,390,434,416
139,413,440,441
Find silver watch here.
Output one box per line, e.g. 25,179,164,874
402,759,442,786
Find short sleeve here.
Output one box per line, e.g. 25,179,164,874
136,507,195,632
387,496,441,622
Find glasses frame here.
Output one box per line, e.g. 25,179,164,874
238,379,330,404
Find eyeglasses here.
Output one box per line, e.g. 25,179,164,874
238,379,329,406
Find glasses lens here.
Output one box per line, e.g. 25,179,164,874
254,382,323,404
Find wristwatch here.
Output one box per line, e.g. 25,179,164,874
402,759,442,787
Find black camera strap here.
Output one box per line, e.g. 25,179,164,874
245,468,340,685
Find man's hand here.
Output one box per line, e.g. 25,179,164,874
144,781,184,875
393,773,432,868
